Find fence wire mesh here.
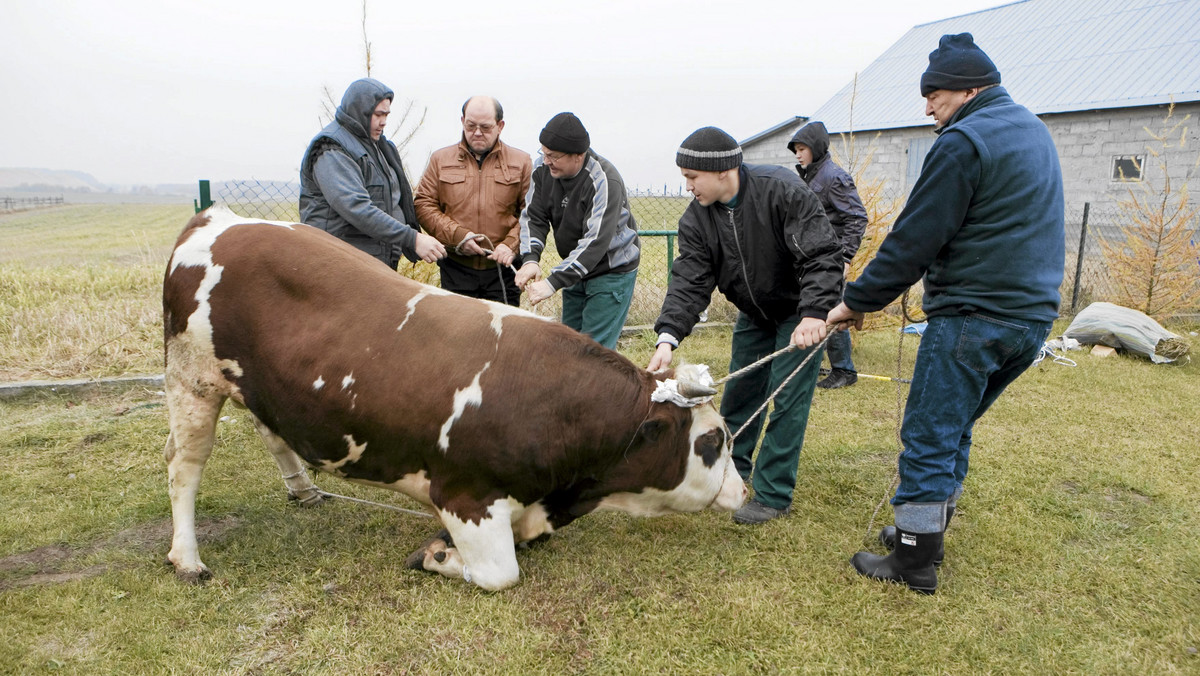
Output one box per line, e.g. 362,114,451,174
208,179,1200,325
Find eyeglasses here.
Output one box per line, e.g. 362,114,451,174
464,121,496,134
538,148,568,164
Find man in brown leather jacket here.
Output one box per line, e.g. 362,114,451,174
415,96,533,305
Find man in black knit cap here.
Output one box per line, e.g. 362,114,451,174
829,33,1065,593
517,112,640,349
649,126,843,525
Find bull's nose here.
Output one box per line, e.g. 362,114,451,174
712,466,748,512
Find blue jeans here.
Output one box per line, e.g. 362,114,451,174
722,313,823,510
560,269,637,349
824,328,856,372
892,313,1052,533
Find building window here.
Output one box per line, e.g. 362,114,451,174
1111,155,1143,182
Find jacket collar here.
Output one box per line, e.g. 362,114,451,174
937,85,1010,134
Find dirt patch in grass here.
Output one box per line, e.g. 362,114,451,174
0,515,240,590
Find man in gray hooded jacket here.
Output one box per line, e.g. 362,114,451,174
300,78,445,268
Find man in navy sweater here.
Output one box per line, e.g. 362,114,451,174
827,33,1065,593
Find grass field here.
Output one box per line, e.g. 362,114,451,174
1,204,1198,674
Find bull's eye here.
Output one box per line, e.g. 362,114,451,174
693,428,723,468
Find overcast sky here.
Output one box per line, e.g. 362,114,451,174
2,0,1005,190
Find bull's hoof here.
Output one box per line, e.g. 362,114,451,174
287,489,327,508
404,529,453,571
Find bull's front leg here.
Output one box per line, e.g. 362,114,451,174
422,498,521,591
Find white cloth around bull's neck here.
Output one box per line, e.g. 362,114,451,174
651,364,715,407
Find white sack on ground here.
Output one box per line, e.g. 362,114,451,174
1062,302,1190,364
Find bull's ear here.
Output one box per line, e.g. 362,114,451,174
635,419,667,445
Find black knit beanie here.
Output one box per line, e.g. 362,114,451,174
920,33,1000,96
676,127,743,172
539,112,590,154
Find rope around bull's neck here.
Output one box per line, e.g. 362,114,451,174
726,332,832,444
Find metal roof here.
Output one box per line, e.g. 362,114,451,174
740,116,808,146
810,0,1200,133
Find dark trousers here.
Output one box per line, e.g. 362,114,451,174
891,313,1052,532
722,313,823,510
438,257,519,306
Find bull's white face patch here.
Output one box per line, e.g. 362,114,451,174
341,373,355,390
319,434,368,472
438,362,490,451
313,376,325,391
597,404,740,516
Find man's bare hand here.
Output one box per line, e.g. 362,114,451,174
514,262,542,289
790,316,828,348
415,233,447,263
526,279,554,305
825,302,865,332
457,233,487,257
490,243,515,267
647,343,674,372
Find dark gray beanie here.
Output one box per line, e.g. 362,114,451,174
920,33,1000,96
539,112,590,154
676,127,743,172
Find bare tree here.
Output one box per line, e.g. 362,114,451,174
316,0,426,154
1100,102,1200,319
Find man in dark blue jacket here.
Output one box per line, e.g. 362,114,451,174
827,34,1065,593
649,127,843,525
788,121,868,389
300,78,445,268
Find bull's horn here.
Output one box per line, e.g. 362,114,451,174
676,379,717,399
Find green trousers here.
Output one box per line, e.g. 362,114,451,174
560,269,637,350
721,313,823,510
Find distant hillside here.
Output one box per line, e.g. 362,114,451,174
0,168,262,199
0,167,108,192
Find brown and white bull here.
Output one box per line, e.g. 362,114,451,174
161,207,745,591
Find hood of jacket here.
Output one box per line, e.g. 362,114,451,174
787,121,830,163
335,78,394,141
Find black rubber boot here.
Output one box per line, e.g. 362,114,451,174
852,527,943,594
879,505,953,566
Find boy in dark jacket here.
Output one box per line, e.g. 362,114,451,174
649,127,843,525
828,34,1065,593
787,121,868,389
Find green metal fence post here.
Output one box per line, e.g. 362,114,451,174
666,233,675,276
194,180,213,213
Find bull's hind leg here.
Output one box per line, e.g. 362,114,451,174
247,413,325,507
422,499,520,591
163,386,224,583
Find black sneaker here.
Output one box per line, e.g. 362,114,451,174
817,369,857,389
732,499,790,525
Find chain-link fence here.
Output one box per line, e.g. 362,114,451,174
200,179,737,331
201,180,1200,325
1064,202,1200,317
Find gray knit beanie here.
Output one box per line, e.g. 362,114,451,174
539,112,590,154
676,127,743,172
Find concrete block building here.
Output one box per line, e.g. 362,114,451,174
742,0,1200,211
